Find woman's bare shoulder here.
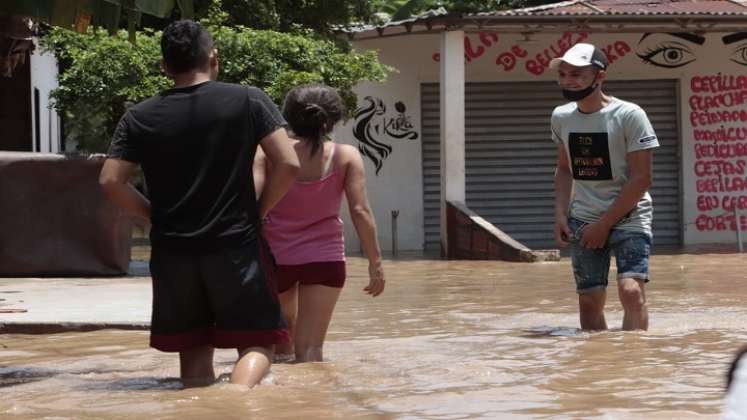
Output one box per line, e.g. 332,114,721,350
335,143,361,161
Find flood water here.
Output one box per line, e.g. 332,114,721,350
1,250,746,419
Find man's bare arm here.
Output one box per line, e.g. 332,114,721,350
252,146,268,198
99,158,151,224
257,128,300,219
554,144,574,245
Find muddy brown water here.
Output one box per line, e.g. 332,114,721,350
1,250,745,419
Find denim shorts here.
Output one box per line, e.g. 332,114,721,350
567,217,652,294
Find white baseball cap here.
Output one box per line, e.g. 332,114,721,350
550,43,609,69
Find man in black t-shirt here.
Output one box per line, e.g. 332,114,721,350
99,20,300,388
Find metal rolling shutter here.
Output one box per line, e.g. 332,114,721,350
422,80,681,251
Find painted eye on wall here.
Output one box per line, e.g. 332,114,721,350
729,45,747,66
637,42,696,68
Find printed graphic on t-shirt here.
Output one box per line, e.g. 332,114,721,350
568,132,612,180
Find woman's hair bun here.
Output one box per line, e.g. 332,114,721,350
303,103,328,125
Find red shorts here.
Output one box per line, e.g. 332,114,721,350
276,261,346,293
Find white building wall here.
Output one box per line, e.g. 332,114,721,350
29,38,61,154
339,35,431,252
346,30,747,250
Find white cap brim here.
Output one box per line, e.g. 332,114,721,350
549,57,594,68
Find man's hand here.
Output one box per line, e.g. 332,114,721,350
555,216,572,247
579,221,612,249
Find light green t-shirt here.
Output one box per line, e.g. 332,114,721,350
551,97,659,235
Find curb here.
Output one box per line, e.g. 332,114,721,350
0,322,150,334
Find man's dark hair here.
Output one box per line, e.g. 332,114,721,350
160,20,214,74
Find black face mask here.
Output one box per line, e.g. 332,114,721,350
561,73,599,102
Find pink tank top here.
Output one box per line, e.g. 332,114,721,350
263,144,345,265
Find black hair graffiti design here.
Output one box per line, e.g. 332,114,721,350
353,96,393,175
353,97,419,175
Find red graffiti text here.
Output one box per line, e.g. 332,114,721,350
524,32,589,75
689,73,747,231
432,32,500,63
495,45,528,71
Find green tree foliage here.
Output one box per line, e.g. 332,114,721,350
190,0,375,36
372,0,559,21
40,16,390,153
41,27,169,153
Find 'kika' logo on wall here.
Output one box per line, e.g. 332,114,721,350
353,96,418,175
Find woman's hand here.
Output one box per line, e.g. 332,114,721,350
364,261,385,297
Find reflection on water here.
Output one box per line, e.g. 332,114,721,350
1,252,745,419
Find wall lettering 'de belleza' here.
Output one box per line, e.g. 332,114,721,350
432,31,633,75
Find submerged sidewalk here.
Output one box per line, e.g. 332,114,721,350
0,261,152,334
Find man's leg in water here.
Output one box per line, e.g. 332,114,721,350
611,230,651,331
231,346,273,387
180,345,215,387
579,290,608,331
202,242,288,382
569,218,611,331
618,278,648,330
150,247,215,387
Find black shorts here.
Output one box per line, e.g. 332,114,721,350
148,239,289,352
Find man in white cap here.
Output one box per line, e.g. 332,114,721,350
724,346,747,419
550,43,658,331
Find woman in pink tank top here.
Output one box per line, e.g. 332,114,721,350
254,84,385,363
